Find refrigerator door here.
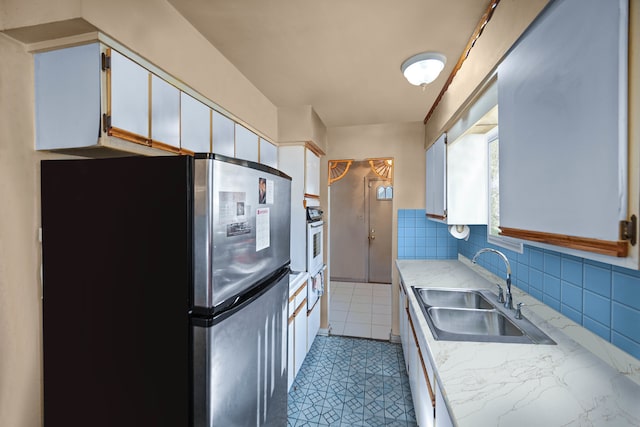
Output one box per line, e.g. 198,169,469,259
192,267,289,427
193,154,291,313
41,156,192,427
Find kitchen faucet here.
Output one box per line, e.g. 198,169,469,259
471,248,513,310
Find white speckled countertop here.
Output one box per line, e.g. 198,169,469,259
396,257,640,427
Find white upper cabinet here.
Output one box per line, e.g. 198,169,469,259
110,49,149,140
305,149,320,196
151,75,180,150
447,133,487,225
180,92,211,153
425,133,446,220
278,144,322,272
260,138,278,169
34,41,274,160
35,43,102,150
35,43,155,154
426,81,496,227
235,124,259,162
497,0,630,259
212,110,235,157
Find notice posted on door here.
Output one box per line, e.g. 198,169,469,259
256,207,270,251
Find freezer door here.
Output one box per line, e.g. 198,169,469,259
193,155,292,312
41,156,192,427
192,270,289,427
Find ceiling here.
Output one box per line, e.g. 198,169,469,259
166,0,490,129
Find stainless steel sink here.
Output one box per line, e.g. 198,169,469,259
415,288,494,309
412,287,556,345
428,307,524,337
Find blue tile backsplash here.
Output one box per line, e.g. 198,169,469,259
397,210,640,361
397,210,457,260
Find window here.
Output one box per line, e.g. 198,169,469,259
486,126,523,253
376,185,393,200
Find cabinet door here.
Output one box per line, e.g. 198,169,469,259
260,138,278,169
180,93,211,153
235,124,259,162
307,301,321,351
497,0,629,258
435,383,454,427
110,49,149,139
288,314,295,391
409,305,436,427
305,149,320,196
416,362,435,427
35,42,102,150
294,304,307,377
278,145,307,272
399,281,410,371
212,110,235,157
446,133,487,225
151,75,180,149
426,134,446,220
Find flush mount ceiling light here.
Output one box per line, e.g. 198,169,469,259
401,52,446,87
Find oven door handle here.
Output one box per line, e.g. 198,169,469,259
309,223,324,229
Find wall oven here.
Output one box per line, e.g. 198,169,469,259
306,206,325,309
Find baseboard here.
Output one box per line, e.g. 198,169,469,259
389,334,401,344
318,327,330,336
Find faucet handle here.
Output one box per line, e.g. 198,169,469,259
496,284,505,303
515,302,524,319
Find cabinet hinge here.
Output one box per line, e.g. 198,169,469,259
101,52,111,71
102,114,111,133
620,215,637,246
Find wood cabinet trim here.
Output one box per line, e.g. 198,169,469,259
151,140,181,154
499,227,628,257
108,126,151,147
305,141,325,157
292,283,308,299
294,299,307,317
426,213,446,221
424,0,501,125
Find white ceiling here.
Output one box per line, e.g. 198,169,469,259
166,0,489,128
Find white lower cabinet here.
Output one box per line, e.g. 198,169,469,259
399,281,410,372
294,304,307,376
287,315,295,390
408,304,435,427
307,300,321,352
400,280,443,427
288,281,308,390
435,383,454,427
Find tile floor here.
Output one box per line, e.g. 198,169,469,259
330,281,392,340
287,335,416,427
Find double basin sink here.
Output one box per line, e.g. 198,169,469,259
412,287,556,345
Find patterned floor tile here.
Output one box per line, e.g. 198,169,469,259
289,336,414,427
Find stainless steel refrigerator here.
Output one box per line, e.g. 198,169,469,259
41,154,291,427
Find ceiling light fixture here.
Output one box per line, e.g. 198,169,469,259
401,52,446,87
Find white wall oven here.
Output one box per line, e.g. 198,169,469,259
306,206,325,309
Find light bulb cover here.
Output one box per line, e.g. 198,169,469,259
401,52,446,86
